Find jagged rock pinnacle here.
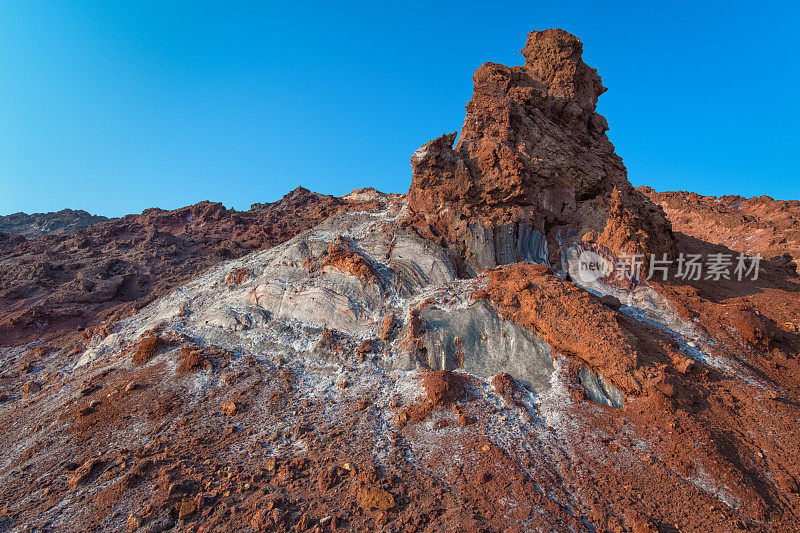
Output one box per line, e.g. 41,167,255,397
405,28,674,276
521,29,606,115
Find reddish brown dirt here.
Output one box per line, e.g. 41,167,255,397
131,334,164,366
650,233,800,393
0,346,584,532
477,263,645,393
473,261,800,530
421,370,467,406
396,370,471,428
176,346,208,374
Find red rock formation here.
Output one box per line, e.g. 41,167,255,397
2,28,800,533
320,235,383,286
406,29,674,274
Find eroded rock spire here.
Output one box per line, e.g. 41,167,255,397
405,28,674,276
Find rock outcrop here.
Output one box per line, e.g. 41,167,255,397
406,29,674,275
0,187,371,347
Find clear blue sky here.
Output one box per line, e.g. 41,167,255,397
1,1,798,217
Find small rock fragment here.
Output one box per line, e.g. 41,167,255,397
22,381,41,398
68,458,101,489
655,381,675,397
221,401,238,416
357,487,395,511
178,498,197,519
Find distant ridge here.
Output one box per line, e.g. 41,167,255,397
0,208,109,238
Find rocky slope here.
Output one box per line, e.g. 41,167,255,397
0,209,109,239
1,29,799,532
641,187,800,269
0,187,380,349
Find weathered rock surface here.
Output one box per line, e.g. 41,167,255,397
641,186,800,270
0,187,378,348
406,29,675,275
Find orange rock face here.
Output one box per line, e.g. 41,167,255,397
320,235,382,286
477,263,642,393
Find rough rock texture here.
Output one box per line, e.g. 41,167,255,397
641,186,800,269
1,29,800,533
476,263,641,394
406,29,674,275
0,209,109,238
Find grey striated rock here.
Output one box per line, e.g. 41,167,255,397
421,300,554,393
464,221,549,275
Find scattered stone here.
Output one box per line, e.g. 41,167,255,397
458,413,477,426
22,381,41,398
178,498,197,519
422,370,467,406
380,315,398,341
126,513,141,530
780,322,799,333
221,401,238,416
357,487,395,511
356,339,373,355
491,373,516,398
68,458,101,489
674,357,695,374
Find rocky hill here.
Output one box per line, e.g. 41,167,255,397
640,186,800,269
0,30,799,532
0,209,109,239
0,187,377,349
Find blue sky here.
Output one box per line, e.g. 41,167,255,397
1,1,798,217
